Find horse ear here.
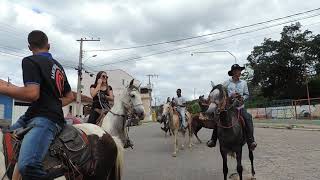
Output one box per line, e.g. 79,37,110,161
129,79,134,88
210,81,215,88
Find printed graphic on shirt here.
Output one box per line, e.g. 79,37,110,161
51,64,65,97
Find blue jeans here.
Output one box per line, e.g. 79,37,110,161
177,107,187,128
12,116,62,180
10,115,33,130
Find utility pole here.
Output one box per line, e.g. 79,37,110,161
146,74,159,87
76,38,100,116
194,88,196,100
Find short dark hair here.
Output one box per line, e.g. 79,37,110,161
177,89,181,92
28,30,48,49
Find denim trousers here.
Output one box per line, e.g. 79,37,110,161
10,116,62,180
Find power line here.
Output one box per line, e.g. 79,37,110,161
91,13,320,66
86,7,320,52
0,50,25,58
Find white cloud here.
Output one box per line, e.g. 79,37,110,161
1,0,320,103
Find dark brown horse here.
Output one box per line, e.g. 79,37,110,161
206,84,255,180
191,95,216,143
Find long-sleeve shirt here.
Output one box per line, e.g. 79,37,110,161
223,78,249,101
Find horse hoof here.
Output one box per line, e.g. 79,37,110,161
251,176,256,180
172,152,177,157
229,173,238,179
188,144,192,148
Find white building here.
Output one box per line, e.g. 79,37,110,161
82,69,152,121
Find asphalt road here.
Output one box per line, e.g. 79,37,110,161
123,122,320,180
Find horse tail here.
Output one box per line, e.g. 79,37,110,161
108,136,124,180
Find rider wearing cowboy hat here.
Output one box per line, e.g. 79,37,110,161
207,64,257,151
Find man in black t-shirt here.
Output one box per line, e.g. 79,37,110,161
0,30,74,179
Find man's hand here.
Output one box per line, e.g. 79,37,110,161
0,80,9,93
60,91,74,106
231,92,241,98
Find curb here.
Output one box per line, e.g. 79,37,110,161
255,124,320,131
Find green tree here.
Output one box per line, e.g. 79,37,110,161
246,23,320,100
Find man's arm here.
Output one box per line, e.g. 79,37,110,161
243,81,249,101
180,97,187,107
60,91,74,106
0,81,39,102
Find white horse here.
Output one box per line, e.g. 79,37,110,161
0,79,145,180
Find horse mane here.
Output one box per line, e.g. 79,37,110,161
210,84,227,102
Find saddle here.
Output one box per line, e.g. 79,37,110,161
2,125,91,179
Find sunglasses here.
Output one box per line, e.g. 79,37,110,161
101,75,108,79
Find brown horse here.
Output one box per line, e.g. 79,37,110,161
0,79,145,180
191,114,215,143
191,95,216,143
161,102,193,157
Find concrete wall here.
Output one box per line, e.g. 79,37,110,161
248,104,320,119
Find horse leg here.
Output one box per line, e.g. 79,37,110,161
181,130,185,150
172,129,178,157
188,124,192,148
220,149,228,180
248,149,256,178
236,150,243,180
194,125,202,143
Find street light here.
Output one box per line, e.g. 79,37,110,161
191,50,237,64
83,54,97,63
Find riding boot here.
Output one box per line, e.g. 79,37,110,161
242,109,257,151
207,125,217,148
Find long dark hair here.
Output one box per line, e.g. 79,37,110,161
93,71,107,86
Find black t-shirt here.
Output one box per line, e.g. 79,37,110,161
90,84,112,109
22,54,71,126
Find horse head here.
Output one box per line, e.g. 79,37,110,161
123,79,145,120
206,84,227,116
161,102,173,122
100,79,145,148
